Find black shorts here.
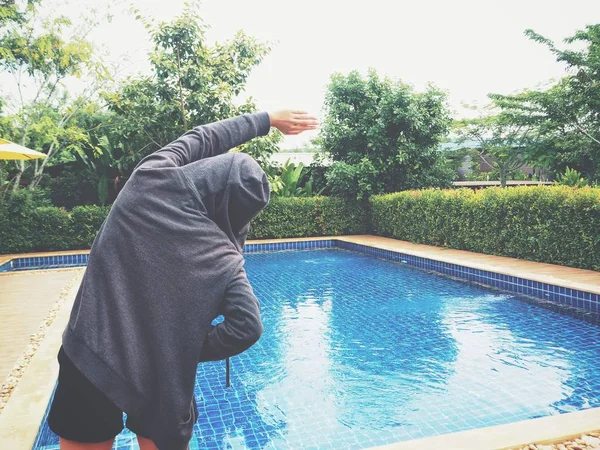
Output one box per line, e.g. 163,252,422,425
48,347,148,443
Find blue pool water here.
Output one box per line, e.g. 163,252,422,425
34,249,600,449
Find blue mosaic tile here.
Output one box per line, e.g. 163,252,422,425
3,240,598,322
335,241,598,323
2,254,90,272
0,260,12,273
244,240,334,254
32,249,600,450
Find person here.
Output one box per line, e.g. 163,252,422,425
47,110,319,450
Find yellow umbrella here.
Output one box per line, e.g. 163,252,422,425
0,138,46,160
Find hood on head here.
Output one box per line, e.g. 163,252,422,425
181,152,270,251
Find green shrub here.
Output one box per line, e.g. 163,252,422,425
249,197,369,239
31,207,73,251
371,186,600,271
318,197,371,236
301,164,328,195
0,197,110,254
50,167,99,208
3,187,598,272
555,167,589,188
0,190,38,253
71,205,111,248
0,196,368,253
250,197,320,238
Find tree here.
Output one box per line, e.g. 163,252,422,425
455,112,539,187
0,0,38,27
491,25,600,182
0,0,110,190
320,69,454,199
104,4,280,169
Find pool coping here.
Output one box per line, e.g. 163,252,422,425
336,236,600,295
0,270,84,449
2,236,599,294
368,407,600,450
0,236,599,450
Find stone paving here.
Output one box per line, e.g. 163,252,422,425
0,269,81,413
513,432,600,450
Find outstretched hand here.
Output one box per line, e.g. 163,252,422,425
268,110,319,135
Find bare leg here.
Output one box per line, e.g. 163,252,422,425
59,438,114,450
137,436,159,450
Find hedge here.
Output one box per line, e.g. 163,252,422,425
249,197,370,239
0,200,112,254
371,186,600,271
70,205,111,249
0,197,369,254
3,187,598,272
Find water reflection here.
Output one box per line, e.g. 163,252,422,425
193,358,288,449
326,260,460,433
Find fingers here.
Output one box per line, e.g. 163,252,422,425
272,110,319,134
290,124,318,133
286,126,318,135
293,123,318,130
285,128,310,135
292,117,319,128
292,112,318,120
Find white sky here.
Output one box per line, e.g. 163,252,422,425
8,0,600,148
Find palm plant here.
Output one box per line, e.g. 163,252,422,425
74,135,125,205
269,159,324,197
555,167,588,187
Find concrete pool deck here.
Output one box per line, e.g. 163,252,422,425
0,270,80,384
0,236,598,449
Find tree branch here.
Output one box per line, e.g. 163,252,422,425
573,119,600,146
143,129,162,149
477,148,495,171
45,74,65,102
175,46,188,130
32,73,50,106
15,69,25,109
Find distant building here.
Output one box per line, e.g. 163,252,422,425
452,180,552,190
271,142,543,180
269,152,331,166
437,140,539,179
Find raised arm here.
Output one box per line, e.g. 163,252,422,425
138,112,270,169
138,110,319,170
199,267,263,362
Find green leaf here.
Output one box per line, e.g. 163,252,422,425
97,175,109,206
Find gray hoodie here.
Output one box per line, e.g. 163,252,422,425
62,113,271,450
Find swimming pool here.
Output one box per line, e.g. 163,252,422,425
32,248,600,449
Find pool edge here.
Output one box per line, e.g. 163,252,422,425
0,271,84,450
335,236,600,296
365,407,600,450
2,236,600,450
3,236,599,295
334,237,599,324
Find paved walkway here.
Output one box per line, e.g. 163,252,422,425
0,270,79,383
